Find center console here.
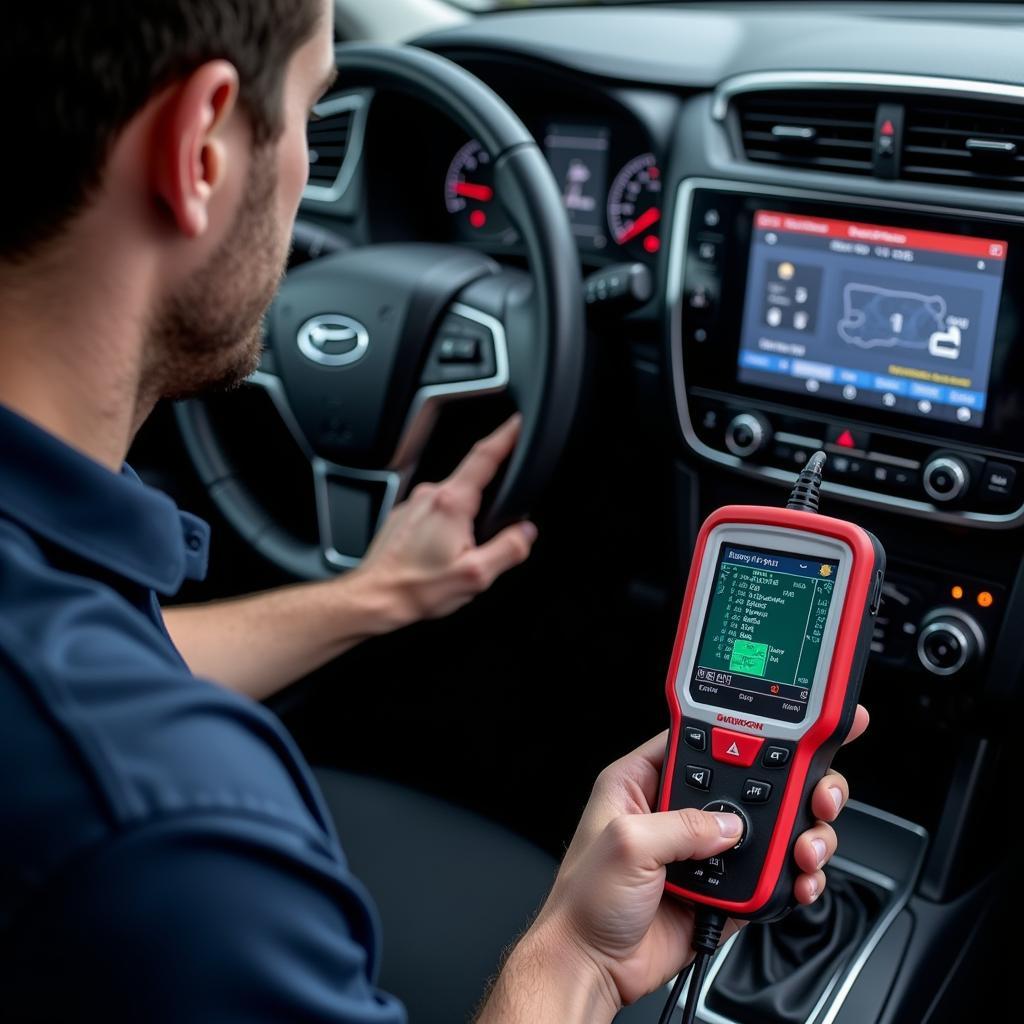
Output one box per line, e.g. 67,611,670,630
667,179,1024,528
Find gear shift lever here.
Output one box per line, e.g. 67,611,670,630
706,870,885,1024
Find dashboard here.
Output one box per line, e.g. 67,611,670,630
298,4,1024,708
358,60,676,271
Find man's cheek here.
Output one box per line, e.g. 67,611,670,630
281,129,310,216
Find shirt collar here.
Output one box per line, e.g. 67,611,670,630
0,403,210,595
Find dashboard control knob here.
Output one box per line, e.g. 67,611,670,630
725,413,772,459
916,608,985,677
922,456,970,503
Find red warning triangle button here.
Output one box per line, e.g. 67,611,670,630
712,727,764,767
881,119,895,137
836,429,856,448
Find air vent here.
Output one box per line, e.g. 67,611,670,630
903,97,1024,190
735,91,876,175
305,95,364,202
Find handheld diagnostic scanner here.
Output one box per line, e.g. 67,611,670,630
657,452,885,924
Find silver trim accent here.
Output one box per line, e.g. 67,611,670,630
918,621,970,677
922,456,969,503
390,302,510,469
297,314,370,368
680,800,928,1024
303,93,368,205
775,431,822,448
724,412,767,458
246,369,401,569
712,70,1024,123
249,301,508,569
312,458,403,571
667,177,1024,528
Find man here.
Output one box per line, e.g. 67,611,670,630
0,2,864,1020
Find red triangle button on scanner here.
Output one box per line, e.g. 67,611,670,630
711,727,764,767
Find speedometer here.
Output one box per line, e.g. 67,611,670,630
444,139,516,243
607,153,663,254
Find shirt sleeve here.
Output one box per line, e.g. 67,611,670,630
8,817,407,1024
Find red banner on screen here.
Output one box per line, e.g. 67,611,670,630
754,210,1008,261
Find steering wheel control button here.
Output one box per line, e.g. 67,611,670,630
421,314,498,386
711,727,764,767
742,779,773,803
438,337,481,363
762,746,791,769
725,413,772,459
684,765,712,791
923,455,969,503
702,800,751,851
684,725,707,751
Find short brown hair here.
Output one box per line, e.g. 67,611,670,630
0,0,321,261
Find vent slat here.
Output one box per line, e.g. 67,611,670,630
903,95,1024,190
305,105,356,196
736,91,875,177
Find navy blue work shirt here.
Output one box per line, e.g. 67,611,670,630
0,403,405,1022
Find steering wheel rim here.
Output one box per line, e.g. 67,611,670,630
175,43,584,579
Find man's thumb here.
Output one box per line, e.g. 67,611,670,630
607,808,742,868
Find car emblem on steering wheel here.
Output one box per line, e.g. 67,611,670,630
297,314,370,367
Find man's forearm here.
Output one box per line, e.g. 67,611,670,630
475,917,619,1024
162,570,404,700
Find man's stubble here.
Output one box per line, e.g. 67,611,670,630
150,151,289,404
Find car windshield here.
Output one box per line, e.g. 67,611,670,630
452,0,988,8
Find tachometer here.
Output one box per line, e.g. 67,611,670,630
607,153,663,254
444,139,516,243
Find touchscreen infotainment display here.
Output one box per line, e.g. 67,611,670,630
737,210,1008,428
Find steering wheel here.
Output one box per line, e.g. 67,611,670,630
175,44,584,580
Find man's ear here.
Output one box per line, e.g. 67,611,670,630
153,60,241,239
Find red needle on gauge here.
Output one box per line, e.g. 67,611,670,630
617,206,661,244
455,181,494,202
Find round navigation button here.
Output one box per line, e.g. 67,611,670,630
701,799,752,851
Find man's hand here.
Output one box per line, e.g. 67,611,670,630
164,415,534,700
479,707,870,1022
354,413,537,630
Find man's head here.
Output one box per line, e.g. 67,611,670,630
0,0,336,403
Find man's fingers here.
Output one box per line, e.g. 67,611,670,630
793,822,837,874
458,519,537,591
446,414,523,502
794,869,827,905
811,769,849,822
604,808,742,869
843,704,870,746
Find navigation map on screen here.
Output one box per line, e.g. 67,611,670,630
737,210,1008,428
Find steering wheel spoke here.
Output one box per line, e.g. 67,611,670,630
313,458,404,570
392,301,510,468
